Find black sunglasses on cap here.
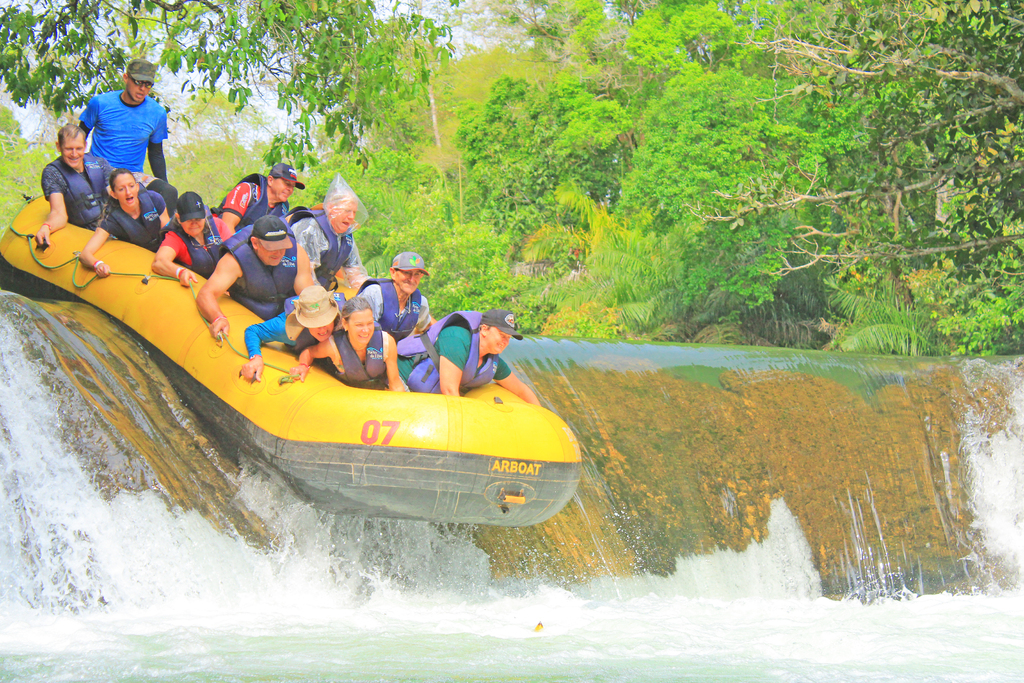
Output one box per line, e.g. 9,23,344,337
130,77,154,88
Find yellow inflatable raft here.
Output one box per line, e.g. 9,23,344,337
0,197,581,526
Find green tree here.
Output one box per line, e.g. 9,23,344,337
745,0,1024,270
0,0,454,165
457,74,631,238
0,108,50,225
168,92,270,206
826,277,949,356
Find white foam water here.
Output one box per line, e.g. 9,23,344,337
959,360,1024,586
3,310,1024,681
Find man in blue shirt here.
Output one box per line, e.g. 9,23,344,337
79,58,169,183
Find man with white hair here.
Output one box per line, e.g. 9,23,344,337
287,174,367,290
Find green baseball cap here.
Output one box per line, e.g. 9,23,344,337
126,58,157,82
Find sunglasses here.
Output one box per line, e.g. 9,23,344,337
130,77,154,88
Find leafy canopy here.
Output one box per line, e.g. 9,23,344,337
0,0,455,166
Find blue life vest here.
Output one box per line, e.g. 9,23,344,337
102,189,163,252
223,173,289,229
221,224,299,320
283,292,346,353
396,311,498,394
161,208,223,279
286,208,354,287
332,325,388,390
46,153,107,230
357,278,422,341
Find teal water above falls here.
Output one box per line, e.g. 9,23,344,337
2,291,1024,681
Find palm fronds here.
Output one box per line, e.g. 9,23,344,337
827,278,948,356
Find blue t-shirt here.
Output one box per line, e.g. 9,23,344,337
80,91,168,172
244,314,293,358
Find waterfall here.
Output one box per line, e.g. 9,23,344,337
0,293,496,614
958,360,1024,588
8,265,1024,682
2,290,1024,606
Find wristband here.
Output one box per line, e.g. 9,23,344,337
40,223,51,232
212,315,227,326
175,266,184,278
299,363,310,369
93,260,105,270
249,354,262,360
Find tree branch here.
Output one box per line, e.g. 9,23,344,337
142,0,225,15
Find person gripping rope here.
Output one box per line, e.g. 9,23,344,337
298,297,404,391
196,215,315,338
239,285,344,383
36,124,114,246
151,191,234,285
78,168,170,277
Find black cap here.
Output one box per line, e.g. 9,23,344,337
251,215,292,250
269,162,305,190
175,191,206,222
481,309,523,340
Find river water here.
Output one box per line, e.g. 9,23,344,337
2,300,1024,681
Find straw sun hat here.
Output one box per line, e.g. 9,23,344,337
285,285,340,337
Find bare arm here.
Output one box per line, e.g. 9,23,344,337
294,337,339,382
37,194,70,247
495,372,541,406
151,244,198,286
290,346,318,382
383,333,405,391
79,228,112,277
197,254,243,338
293,246,315,294
438,356,463,397
219,211,241,232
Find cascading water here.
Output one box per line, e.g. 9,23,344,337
3,291,1024,681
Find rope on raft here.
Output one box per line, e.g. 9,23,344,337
10,227,299,385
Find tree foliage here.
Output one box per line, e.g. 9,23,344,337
745,0,1024,268
457,74,630,238
826,277,948,356
0,0,454,165
0,109,50,226
9,0,1024,355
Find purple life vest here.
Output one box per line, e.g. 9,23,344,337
161,208,223,279
101,189,163,252
356,278,422,341
221,224,298,320
331,325,388,390
45,153,107,230
396,311,498,394
284,292,346,353
285,208,355,287
222,173,289,229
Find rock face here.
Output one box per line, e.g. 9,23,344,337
480,339,1002,597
